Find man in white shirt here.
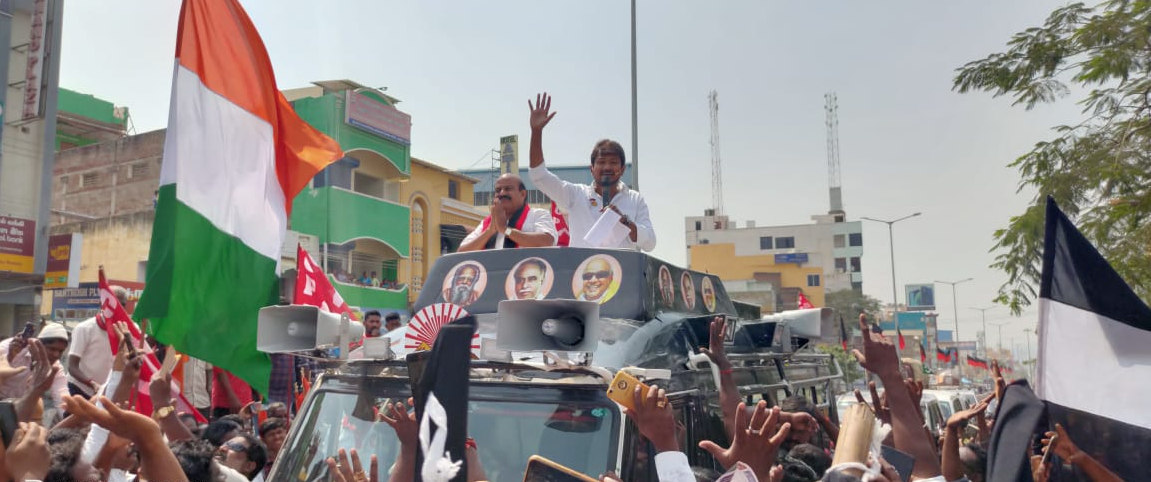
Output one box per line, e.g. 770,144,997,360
526,93,656,252
459,173,557,251
68,285,128,397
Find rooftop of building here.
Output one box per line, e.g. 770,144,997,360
412,157,481,184
57,88,129,147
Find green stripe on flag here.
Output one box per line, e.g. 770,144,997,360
136,184,274,394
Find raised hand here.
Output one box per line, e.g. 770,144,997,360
378,400,417,448
699,316,732,371
855,381,892,425
852,314,901,380
528,93,556,131
991,359,1007,404
327,448,377,482
5,422,49,482
1040,423,1080,461
625,384,678,453
699,401,790,480
946,394,991,430
64,395,163,446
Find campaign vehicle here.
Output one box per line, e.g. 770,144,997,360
261,247,846,481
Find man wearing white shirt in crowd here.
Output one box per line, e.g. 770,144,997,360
67,285,129,398
459,173,557,252
526,92,656,252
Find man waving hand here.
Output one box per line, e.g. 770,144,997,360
527,93,656,251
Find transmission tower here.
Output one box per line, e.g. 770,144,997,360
825,93,844,214
709,90,724,215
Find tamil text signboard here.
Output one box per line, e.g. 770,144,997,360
0,216,35,273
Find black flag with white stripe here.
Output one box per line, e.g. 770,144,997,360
1036,197,1151,480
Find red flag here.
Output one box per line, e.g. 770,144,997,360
936,347,951,362
551,201,570,247
967,355,989,370
294,365,312,415
99,268,207,423
294,245,357,319
797,292,814,310
897,327,906,350
919,341,927,362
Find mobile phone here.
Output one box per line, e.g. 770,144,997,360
0,400,17,447
605,371,649,413
523,455,598,482
19,322,33,340
881,445,915,482
1040,432,1059,467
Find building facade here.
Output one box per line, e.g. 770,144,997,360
286,81,415,314
0,0,65,334
685,210,864,313
400,158,484,304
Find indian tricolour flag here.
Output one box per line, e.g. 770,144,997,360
135,0,343,394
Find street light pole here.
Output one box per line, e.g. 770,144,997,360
935,277,973,353
970,306,995,357
630,0,639,190
861,212,922,317
990,321,1009,354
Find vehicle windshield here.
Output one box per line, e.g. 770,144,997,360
275,388,620,482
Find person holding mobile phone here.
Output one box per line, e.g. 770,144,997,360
68,286,129,399
0,322,71,411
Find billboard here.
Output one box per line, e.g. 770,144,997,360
51,280,144,321
0,216,35,273
905,283,936,310
774,253,809,264
44,233,81,289
345,90,411,145
499,135,518,174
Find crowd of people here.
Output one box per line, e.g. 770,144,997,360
331,269,401,290
0,312,1126,482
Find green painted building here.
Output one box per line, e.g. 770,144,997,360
286,80,413,313
56,88,129,150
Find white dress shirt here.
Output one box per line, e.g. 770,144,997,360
528,164,656,251
461,206,557,249
68,317,114,395
654,451,695,482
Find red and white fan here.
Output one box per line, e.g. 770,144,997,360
404,303,480,357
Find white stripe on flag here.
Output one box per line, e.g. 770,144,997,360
1038,298,1151,430
164,64,284,261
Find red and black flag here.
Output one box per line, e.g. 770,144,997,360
967,355,989,370
936,347,951,362
919,341,927,363
897,326,906,350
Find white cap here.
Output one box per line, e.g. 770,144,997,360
37,322,69,341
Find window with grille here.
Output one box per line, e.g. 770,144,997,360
775,237,796,249
82,172,99,188
132,163,149,179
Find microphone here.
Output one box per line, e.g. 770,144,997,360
599,175,613,209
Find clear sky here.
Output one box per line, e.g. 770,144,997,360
60,0,1089,357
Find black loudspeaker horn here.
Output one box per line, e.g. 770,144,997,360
496,299,602,352
257,305,364,354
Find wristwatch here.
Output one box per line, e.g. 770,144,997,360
504,227,514,237
153,405,176,420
